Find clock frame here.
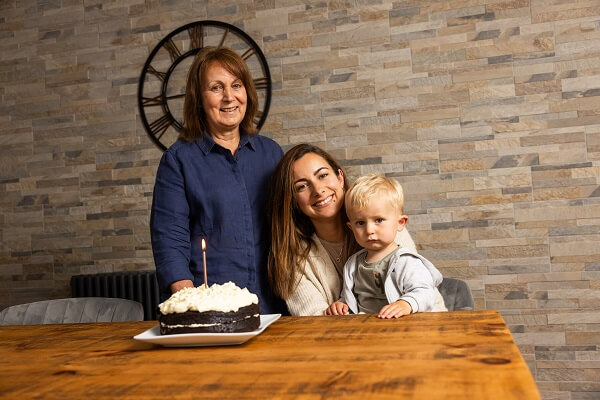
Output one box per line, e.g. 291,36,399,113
138,20,272,151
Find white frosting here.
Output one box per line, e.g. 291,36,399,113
158,282,258,314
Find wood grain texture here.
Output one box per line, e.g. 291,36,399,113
0,310,539,399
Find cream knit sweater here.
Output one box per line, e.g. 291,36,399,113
285,229,417,316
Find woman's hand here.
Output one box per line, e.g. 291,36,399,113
378,300,412,319
170,279,194,293
324,301,349,316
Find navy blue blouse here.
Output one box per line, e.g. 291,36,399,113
150,133,286,314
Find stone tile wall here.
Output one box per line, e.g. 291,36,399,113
0,1,598,398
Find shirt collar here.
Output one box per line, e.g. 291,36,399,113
196,130,256,155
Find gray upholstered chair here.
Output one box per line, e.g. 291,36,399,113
438,278,474,311
0,297,144,325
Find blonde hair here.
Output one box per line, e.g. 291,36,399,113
345,174,405,216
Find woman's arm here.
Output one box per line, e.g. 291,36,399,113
151,150,195,297
285,249,342,316
170,279,194,293
285,273,333,316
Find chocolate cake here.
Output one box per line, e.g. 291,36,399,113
158,282,260,335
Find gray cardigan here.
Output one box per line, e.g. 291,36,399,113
340,247,445,314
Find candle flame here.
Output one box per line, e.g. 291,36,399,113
201,238,206,250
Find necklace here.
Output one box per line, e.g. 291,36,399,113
333,245,344,263
321,239,345,266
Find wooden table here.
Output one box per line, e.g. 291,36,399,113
0,310,539,399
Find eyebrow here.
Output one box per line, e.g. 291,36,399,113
205,79,241,90
293,166,329,185
207,77,242,84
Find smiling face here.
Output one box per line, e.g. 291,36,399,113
346,196,407,261
291,153,345,225
200,61,247,137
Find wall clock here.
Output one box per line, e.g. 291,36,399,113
138,20,272,151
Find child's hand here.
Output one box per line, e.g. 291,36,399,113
378,300,412,319
324,301,349,316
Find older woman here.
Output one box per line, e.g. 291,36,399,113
151,46,286,314
268,144,416,316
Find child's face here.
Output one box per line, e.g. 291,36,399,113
346,197,407,253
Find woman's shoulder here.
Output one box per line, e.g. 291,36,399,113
394,229,416,251
162,138,196,157
160,139,208,165
169,137,200,151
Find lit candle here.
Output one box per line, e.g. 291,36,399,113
201,238,208,289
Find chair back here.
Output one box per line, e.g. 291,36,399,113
0,297,144,325
438,278,474,311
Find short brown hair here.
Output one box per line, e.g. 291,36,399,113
181,46,259,141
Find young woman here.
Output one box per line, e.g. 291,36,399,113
268,144,416,316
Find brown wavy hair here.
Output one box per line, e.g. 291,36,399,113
181,46,259,140
267,144,360,300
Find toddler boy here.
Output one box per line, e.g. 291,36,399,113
326,174,447,318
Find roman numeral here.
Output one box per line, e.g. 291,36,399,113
241,47,256,60
254,77,268,90
188,25,204,49
218,28,229,48
149,114,173,139
147,66,166,81
143,93,185,106
142,95,163,107
163,39,181,62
